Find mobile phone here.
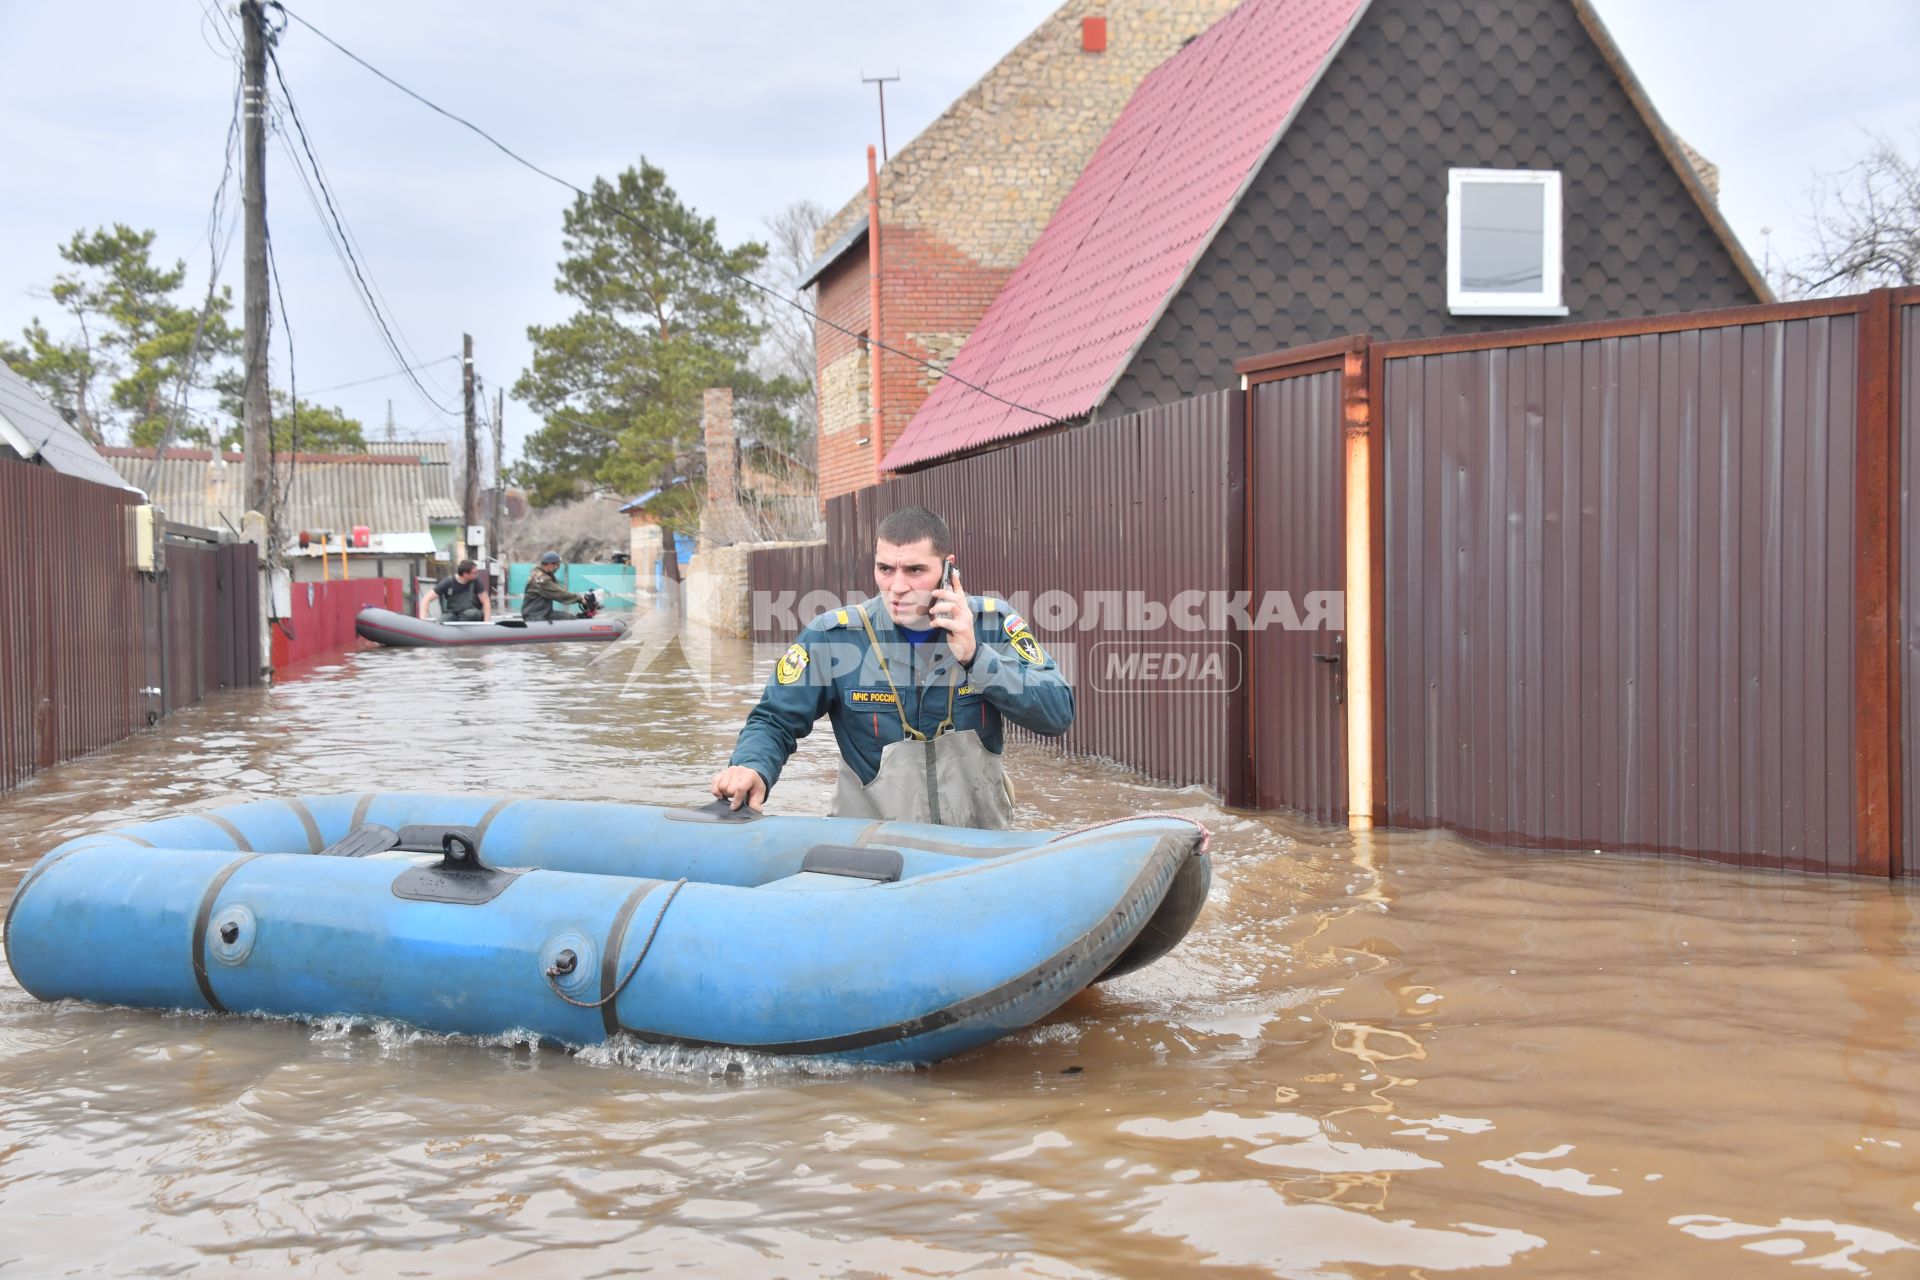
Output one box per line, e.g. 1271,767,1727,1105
938,557,957,591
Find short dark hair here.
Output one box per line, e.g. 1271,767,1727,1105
875,507,951,556
456,559,477,575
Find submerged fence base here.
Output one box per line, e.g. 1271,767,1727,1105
271,578,402,670
754,289,1920,877
1,462,261,792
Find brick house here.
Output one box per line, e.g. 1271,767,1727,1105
802,0,1238,500
883,0,1770,469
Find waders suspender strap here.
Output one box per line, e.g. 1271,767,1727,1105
856,605,960,741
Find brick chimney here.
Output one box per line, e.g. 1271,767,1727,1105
702,387,740,544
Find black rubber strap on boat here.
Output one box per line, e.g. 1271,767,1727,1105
349,794,376,831
196,812,252,852
471,798,516,847
599,879,658,1038
281,798,324,854
190,854,259,1013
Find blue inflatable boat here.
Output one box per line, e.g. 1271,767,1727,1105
4,795,1210,1064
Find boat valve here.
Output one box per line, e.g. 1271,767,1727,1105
219,922,240,945
550,949,578,977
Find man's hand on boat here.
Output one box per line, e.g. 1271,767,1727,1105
710,765,768,812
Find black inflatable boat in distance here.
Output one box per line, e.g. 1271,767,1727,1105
354,606,627,648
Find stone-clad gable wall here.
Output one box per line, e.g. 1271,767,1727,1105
815,1,1237,268
1104,0,1761,416
813,0,1235,500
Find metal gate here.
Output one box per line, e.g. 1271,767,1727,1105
1242,345,1351,821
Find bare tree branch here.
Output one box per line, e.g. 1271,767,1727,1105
1782,130,1920,297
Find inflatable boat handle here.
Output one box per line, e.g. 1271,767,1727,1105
393,825,487,870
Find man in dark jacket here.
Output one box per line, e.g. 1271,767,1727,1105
522,551,586,622
420,559,490,622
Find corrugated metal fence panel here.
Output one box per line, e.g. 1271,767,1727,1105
0,461,143,790
1249,372,1346,821
748,391,1241,789
0,462,262,793
1384,317,1858,869
1904,302,1920,878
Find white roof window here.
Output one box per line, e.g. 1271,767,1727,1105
1447,168,1568,317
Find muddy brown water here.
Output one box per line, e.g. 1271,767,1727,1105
2,615,1916,1278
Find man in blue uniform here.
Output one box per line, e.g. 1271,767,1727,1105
710,507,1073,828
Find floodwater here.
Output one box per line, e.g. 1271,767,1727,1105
2,608,1917,1279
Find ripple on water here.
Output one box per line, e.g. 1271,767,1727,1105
2,615,1918,1277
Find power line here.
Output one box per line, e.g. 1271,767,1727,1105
262,37,462,421
300,354,461,396
262,41,462,409
274,4,1054,430
265,217,298,544
146,61,245,492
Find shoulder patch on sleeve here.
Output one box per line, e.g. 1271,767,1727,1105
775,642,809,685
1002,609,1026,636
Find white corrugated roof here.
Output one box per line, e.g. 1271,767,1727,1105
102,445,455,535
366,439,460,518
0,361,145,493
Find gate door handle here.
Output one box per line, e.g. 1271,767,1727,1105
1311,636,1345,704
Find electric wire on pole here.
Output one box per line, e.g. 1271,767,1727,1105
274,5,1051,427
240,0,273,517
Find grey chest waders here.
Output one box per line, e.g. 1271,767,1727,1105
829,609,1016,830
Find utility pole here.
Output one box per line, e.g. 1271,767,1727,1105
860,71,900,162
240,1,271,517
462,332,478,561
490,387,504,570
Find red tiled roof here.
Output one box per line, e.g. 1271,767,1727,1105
884,0,1370,469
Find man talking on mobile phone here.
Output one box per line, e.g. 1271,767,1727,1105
709,506,1073,828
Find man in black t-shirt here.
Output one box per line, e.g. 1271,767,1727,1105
420,559,491,622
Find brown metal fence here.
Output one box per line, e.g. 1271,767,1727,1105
0,462,260,792
751,291,1914,876
750,391,1246,791
1379,309,1862,870
1241,354,1351,823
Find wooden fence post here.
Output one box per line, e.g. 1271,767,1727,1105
1854,288,1901,877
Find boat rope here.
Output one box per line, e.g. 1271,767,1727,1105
1047,813,1213,856
545,877,688,1009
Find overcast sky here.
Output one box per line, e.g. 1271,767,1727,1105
2,1,1915,471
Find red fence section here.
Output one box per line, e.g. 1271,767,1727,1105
271,578,402,669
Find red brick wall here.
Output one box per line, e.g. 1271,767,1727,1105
814,225,1011,503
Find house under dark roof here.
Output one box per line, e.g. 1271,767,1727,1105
885,0,1766,470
